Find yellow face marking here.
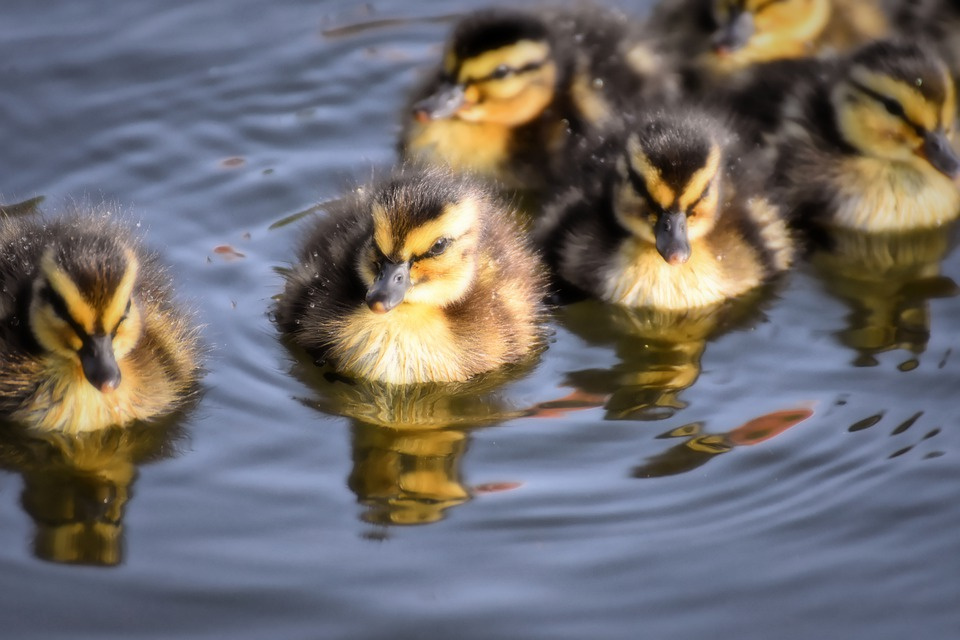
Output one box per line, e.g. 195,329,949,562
457,40,550,85
371,203,394,256
627,136,675,211
677,144,721,211
101,250,138,333
852,68,940,132
41,250,96,333
398,198,480,260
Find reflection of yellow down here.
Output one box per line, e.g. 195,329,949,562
812,227,958,366
349,424,469,526
0,423,178,566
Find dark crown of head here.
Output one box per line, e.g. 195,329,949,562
848,40,948,105
452,11,550,62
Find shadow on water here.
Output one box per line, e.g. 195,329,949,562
553,287,777,421
811,225,959,368
0,419,185,567
285,342,538,527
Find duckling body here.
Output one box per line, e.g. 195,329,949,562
537,108,793,309
773,40,960,233
275,167,546,385
399,6,678,190
650,0,890,77
0,212,201,433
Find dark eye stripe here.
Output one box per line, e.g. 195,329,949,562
850,79,925,135
626,164,668,215
40,284,88,339
471,58,548,84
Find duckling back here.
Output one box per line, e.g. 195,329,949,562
276,166,547,385
0,210,201,432
537,107,793,309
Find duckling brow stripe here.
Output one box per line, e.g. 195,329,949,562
626,165,666,214
40,285,88,338
850,79,925,135
473,58,547,83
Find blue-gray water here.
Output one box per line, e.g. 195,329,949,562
2,1,959,639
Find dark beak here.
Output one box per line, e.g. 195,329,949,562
655,210,691,265
711,11,754,55
79,334,121,393
412,81,466,122
365,261,411,313
921,130,960,180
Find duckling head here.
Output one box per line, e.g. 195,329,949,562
357,173,484,313
413,10,558,126
710,0,829,59
613,114,724,265
831,41,960,179
27,235,141,394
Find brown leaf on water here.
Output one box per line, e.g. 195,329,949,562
472,482,523,494
213,245,246,260
727,407,814,446
220,156,246,168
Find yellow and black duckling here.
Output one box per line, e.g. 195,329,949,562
399,6,678,191
649,0,890,77
275,166,547,385
0,211,202,433
773,40,960,233
536,107,794,310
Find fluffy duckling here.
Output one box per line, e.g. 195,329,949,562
536,108,794,309
773,40,960,233
650,0,890,77
399,6,678,190
0,211,201,433
275,167,547,385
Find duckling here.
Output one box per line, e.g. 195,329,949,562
0,210,202,433
650,0,891,77
399,6,678,191
536,107,794,310
275,166,547,385
772,40,960,233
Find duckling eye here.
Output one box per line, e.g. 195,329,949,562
878,95,906,119
425,237,450,258
490,64,511,80
113,300,132,335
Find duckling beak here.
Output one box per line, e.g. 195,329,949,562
920,131,960,180
412,81,466,122
79,334,122,393
366,261,411,314
655,210,691,265
711,11,754,55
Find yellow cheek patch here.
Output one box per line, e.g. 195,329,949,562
101,251,138,332
678,145,721,211
41,251,96,334
627,136,675,211
852,68,939,132
371,203,394,256
457,40,550,84
400,198,480,258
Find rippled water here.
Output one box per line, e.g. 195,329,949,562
2,2,959,639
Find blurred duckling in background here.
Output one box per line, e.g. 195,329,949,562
399,6,678,191
275,166,546,385
0,211,202,433
649,0,890,78
537,107,793,310
773,40,960,233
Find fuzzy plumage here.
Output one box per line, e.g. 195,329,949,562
537,107,793,309
772,39,960,233
398,4,679,191
0,209,202,432
275,167,547,385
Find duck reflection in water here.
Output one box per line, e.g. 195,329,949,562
811,226,959,368
289,350,535,528
553,292,771,421
634,407,813,478
0,420,182,566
